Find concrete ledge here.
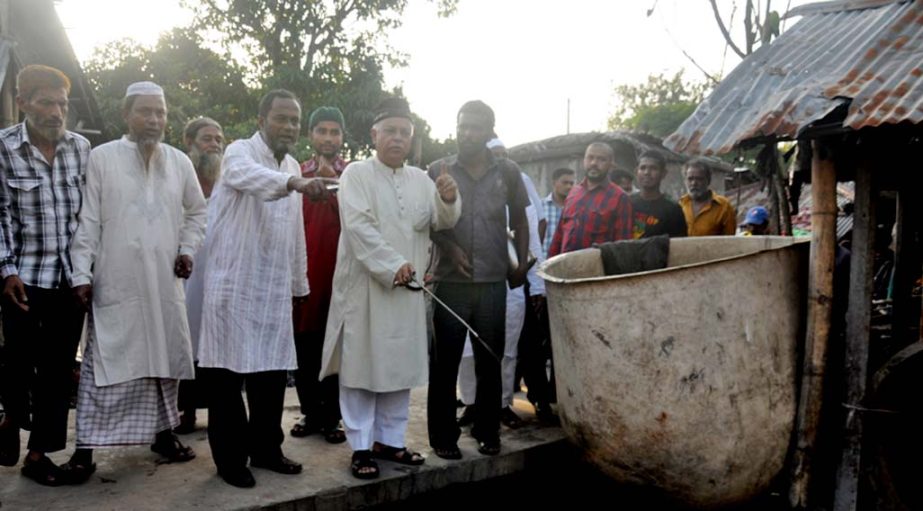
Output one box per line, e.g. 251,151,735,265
0,388,566,510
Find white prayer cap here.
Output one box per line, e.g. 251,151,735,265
125,81,164,97
486,137,505,149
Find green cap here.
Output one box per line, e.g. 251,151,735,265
308,106,345,131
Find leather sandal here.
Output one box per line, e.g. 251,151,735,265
20,455,66,486
371,443,425,465
432,445,462,460
350,450,379,480
320,426,347,444
151,433,196,462
59,458,97,485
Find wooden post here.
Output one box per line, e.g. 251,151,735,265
789,140,837,509
832,164,875,511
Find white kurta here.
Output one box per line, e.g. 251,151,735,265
184,198,210,358
70,137,206,386
197,132,308,373
320,157,461,392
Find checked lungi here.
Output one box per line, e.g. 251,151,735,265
75,335,180,448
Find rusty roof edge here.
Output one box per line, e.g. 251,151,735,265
786,0,910,18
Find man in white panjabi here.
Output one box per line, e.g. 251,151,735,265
320,97,460,479
65,81,207,478
197,89,330,489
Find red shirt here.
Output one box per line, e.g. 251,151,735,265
293,155,348,334
548,178,633,257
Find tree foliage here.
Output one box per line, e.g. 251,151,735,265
182,0,458,159
84,28,255,147
607,71,709,138
84,1,459,163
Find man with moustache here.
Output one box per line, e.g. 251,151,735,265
197,89,331,488
320,97,460,479
174,117,225,434
0,65,91,485
548,142,633,257
290,107,349,443
65,81,207,481
427,100,530,459
679,158,736,236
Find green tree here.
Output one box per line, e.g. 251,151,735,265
183,0,457,156
607,71,709,138
84,28,254,147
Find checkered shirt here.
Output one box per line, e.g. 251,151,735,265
0,123,90,288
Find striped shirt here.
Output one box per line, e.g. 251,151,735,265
548,178,633,257
0,122,90,288
542,193,563,259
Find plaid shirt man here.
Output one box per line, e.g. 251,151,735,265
548,178,633,257
0,122,89,288
542,192,563,259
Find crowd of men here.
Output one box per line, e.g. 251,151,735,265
0,64,756,489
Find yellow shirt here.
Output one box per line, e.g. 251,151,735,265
679,192,737,236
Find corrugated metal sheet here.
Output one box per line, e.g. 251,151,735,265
665,0,923,156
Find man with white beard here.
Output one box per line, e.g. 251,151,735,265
174,117,225,434
65,81,207,480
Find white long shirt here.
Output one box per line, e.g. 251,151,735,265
70,137,206,386
197,132,309,373
320,157,460,392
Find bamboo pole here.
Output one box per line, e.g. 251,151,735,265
833,165,875,511
789,140,838,509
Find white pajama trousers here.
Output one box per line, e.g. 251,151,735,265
458,285,525,408
339,385,411,451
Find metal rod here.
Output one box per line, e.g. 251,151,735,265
413,277,502,362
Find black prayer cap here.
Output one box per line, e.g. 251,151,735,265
372,97,413,124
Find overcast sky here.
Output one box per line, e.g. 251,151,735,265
57,0,808,146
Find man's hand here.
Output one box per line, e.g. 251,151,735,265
73,284,92,311
2,275,29,312
174,254,193,279
445,244,472,279
315,157,338,178
292,295,309,305
289,176,339,202
393,262,415,287
435,166,458,204
508,266,528,289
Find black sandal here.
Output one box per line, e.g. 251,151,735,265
350,450,380,479
151,433,196,462
371,443,425,465
432,445,462,460
320,426,347,444
20,455,66,486
59,458,97,485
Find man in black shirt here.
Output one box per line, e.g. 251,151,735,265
630,150,687,239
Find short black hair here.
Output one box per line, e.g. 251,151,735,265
638,150,666,170
259,89,300,119
684,157,712,180
552,167,576,181
457,100,495,130
611,168,634,182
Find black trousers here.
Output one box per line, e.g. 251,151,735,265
177,364,203,413
0,285,84,453
201,368,286,471
428,281,505,448
518,285,556,406
293,330,340,429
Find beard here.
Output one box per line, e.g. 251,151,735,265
25,115,65,143
189,146,222,184
135,132,163,153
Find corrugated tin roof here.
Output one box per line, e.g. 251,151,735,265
665,0,923,156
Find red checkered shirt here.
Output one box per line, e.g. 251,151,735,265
548,178,633,257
